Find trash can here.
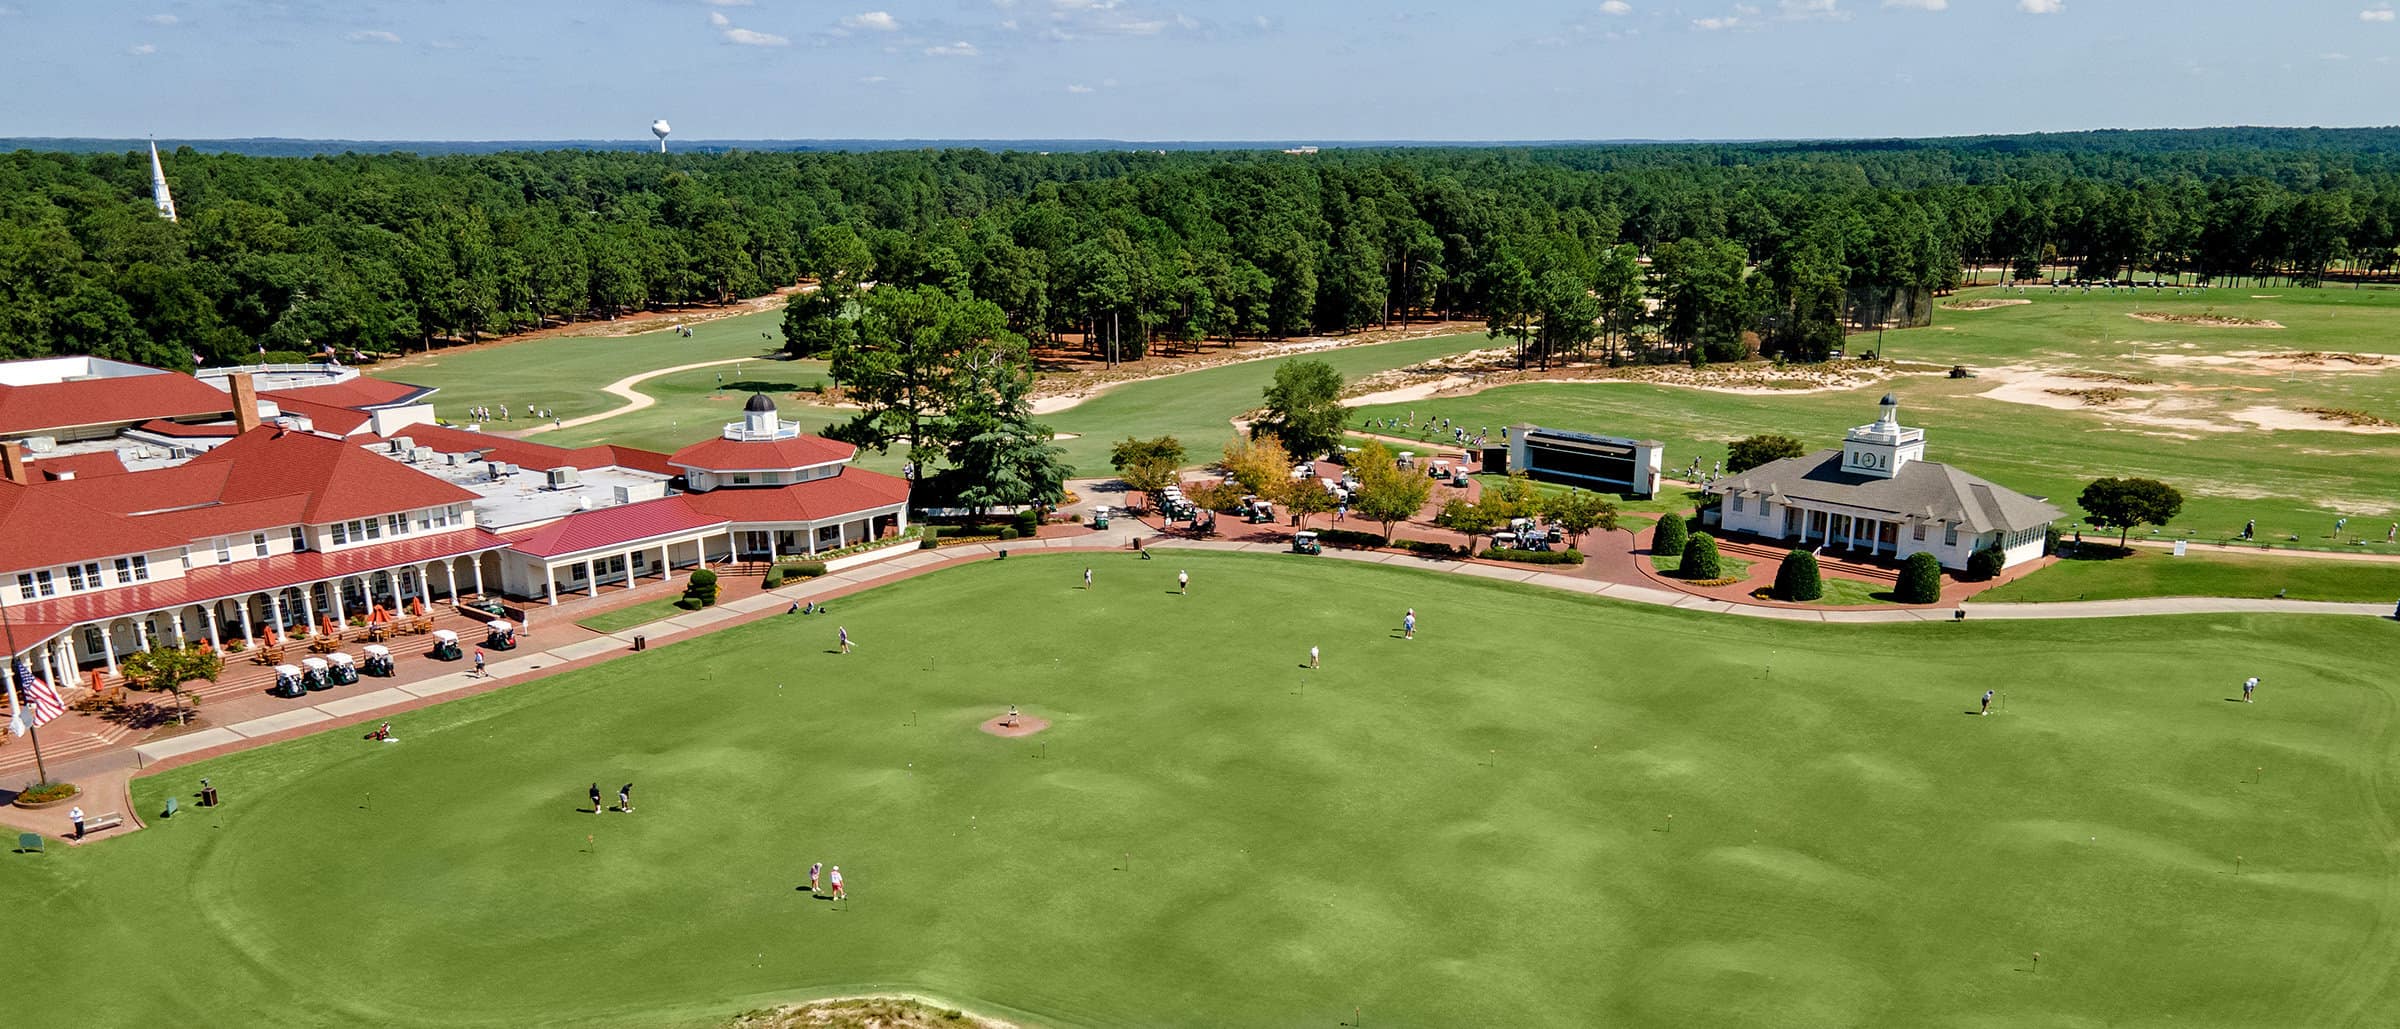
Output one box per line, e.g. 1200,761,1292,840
632,634,647,652
201,783,219,807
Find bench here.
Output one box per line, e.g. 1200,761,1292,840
14,832,39,853
161,796,178,819
80,812,126,835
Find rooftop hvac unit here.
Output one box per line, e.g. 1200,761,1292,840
23,436,56,454
614,484,633,506
410,447,435,464
486,461,507,481
391,436,415,453
545,466,581,490
576,496,592,510
502,463,520,477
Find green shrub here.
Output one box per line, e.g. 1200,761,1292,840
674,597,702,611
17,781,78,804
1678,532,1723,580
781,560,827,579
1481,547,1585,565
684,568,719,608
920,538,939,549
761,566,784,590
1012,510,1040,537
1773,548,1823,601
997,527,1020,540
1393,539,1464,558
1316,529,1388,549
1898,551,1944,604
1653,512,1688,558
1966,544,2005,582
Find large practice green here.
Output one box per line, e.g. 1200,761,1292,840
9,554,2399,1026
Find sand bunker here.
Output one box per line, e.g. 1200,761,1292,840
2230,406,2400,434
2138,350,2398,376
1940,298,2032,311
2128,312,2283,329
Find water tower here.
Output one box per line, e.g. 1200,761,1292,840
650,119,671,153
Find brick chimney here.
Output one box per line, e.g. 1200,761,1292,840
229,372,263,432
1,442,27,486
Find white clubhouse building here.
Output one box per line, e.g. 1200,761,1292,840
1706,394,2060,571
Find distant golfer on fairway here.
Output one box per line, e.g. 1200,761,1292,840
1178,569,1189,595
1084,567,1093,590
1981,690,1994,716
2244,676,2258,703
809,861,822,894
838,626,852,654
1309,645,1320,669
589,783,603,814
1403,609,1417,639
829,866,845,899
618,783,633,813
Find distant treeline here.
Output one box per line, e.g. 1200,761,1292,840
7,127,2400,371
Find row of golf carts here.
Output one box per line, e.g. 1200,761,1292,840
271,621,519,698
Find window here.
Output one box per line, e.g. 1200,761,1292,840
253,532,269,558
114,555,150,583
732,474,752,485
332,522,348,545
387,514,406,537
291,527,308,552
67,562,99,591
1912,522,1926,541
1731,494,1745,513
17,571,54,600
1942,525,1958,546
216,537,234,563
83,627,102,654
364,517,381,540
180,547,193,570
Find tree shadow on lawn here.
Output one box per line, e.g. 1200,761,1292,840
721,379,807,393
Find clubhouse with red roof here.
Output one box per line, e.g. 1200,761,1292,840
0,358,909,691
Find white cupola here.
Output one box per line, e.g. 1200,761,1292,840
1840,393,1925,480
729,392,797,441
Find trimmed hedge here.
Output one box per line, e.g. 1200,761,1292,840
683,568,719,607
780,560,828,579
1393,539,1464,558
1315,529,1389,549
997,527,1020,540
1898,551,1944,604
1653,512,1688,558
1480,547,1585,565
1678,532,1723,581
1773,548,1823,601
1966,544,2005,582
761,566,783,590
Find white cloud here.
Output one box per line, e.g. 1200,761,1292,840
724,27,790,45
925,40,980,55
345,29,401,43
2017,0,2062,12
841,11,900,31
1693,15,1741,29
709,11,730,27
1066,83,1094,92
128,42,156,55
860,74,889,83
1600,0,1632,12
2322,51,2351,60
144,13,177,25
1779,0,1844,19
2363,5,2396,21
1883,0,1944,8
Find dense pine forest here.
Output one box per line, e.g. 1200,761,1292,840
6,127,2400,371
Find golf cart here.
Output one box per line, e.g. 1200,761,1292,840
430,629,463,661
484,620,518,651
327,651,359,686
1291,530,1322,555
271,664,307,698
1450,467,1471,488
1242,496,1275,524
1092,505,1110,530
362,644,395,677
300,657,331,692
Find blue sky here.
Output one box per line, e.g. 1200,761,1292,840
4,1,2399,141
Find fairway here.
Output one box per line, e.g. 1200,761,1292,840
12,553,2400,1027
371,308,788,428
1354,287,2400,550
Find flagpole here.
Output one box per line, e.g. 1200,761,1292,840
0,596,51,785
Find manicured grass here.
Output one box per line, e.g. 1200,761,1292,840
19,553,2400,1026
371,308,787,427
1808,574,1899,606
1651,551,1752,581
575,596,698,635
1356,288,2400,550
1976,548,2400,604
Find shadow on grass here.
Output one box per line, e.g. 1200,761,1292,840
2059,543,2137,561
724,379,807,393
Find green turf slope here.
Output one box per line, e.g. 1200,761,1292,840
8,552,2399,1027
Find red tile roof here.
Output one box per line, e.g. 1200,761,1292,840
680,468,911,523
498,497,728,559
184,427,482,524
0,529,510,644
264,376,432,410
259,394,372,436
28,451,127,480
0,372,233,438
370,424,675,476
0,482,187,570
669,434,855,473
135,419,238,439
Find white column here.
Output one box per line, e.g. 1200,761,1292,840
300,586,317,632
444,560,459,601
585,560,598,598
268,594,286,636
807,523,819,556
238,598,255,645
133,617,149,652
471,557,486,598
170,612,187,646
766,531,778,563
330,578,346,628
100,623,118,675
620,550,635,588
38,646,59,695
545,564,559,606
203,607,222,649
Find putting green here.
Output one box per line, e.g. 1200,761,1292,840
11,553,2400,1027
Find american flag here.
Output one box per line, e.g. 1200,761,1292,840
10,660,65,735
